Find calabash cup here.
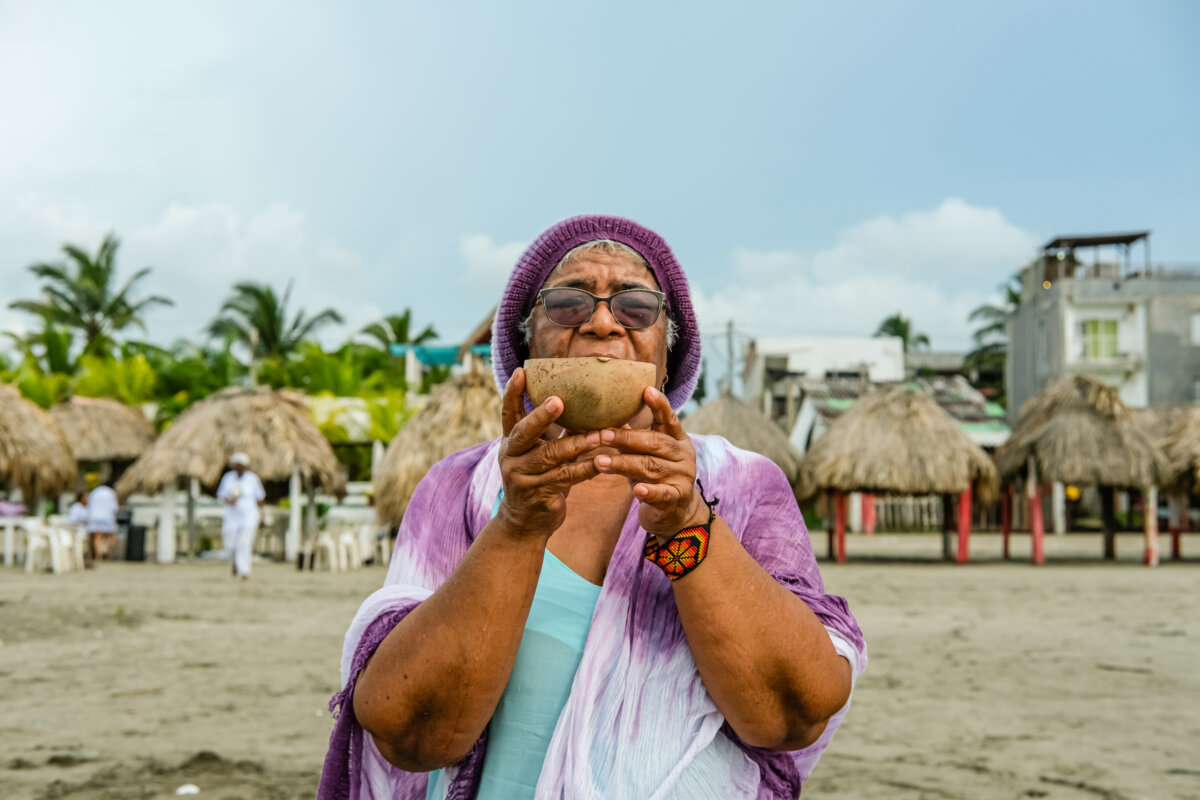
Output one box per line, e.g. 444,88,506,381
523,357,657,432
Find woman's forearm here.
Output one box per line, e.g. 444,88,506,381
352,520,547,770
672,520,853,751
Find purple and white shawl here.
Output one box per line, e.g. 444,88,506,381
318,434,866,800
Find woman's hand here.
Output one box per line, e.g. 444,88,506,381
593,386,708,541
495,368,601,540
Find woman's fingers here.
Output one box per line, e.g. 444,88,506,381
594,453,688,487
506,395,565,457
501,368,529,436
643,386,687,440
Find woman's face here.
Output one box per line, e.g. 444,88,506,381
527,248,670,392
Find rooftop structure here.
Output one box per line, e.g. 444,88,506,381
1007,230,1200,418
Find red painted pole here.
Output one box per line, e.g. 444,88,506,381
834,490,847,563
1144,487,1159,567
862,493,877,536
1030,483,1045,565
1001,486,1012,560
956,484,972,563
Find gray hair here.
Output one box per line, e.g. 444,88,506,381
518,239,677,350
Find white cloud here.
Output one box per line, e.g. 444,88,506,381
0,198,383,350
460,234,527,294
694,198,1037,351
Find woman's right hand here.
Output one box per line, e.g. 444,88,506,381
495,368,600,539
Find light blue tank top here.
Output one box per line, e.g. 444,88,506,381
425,495,601,800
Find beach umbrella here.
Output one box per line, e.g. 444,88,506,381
682,391,803,488
0,383,76,502
796,385,998,564
994,375,1167,565
115,386,346,562
374,368,502,527
51,396,156,466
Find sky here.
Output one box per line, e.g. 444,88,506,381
2,0,1197,372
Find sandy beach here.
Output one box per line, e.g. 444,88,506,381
2,531,1197,800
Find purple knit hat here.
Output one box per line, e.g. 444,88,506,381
491,214,702,410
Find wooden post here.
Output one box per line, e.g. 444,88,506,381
187,476,198,557
862,493,877,536
941,494,954,561
834,490,847,563
1001,485,1012,560
157,480,177,564
1028,457,1044,565
1144,485,1159,567
956,483,972,564
825,491,835,561
1100,485,1116,560
1169,490,1184,560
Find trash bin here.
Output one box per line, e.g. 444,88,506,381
125,524,147,562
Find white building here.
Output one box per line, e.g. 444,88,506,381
742,335,905,420
1007,232,1200,416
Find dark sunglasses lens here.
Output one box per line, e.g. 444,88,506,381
543,290,594,326
611,292,661,328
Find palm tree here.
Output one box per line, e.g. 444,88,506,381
206,281,344,361
9,233,174,357
964,272,1022,401
874,313,930,353
360,309,438,351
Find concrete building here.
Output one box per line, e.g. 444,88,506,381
742,335,905,423
1007,231,1200,420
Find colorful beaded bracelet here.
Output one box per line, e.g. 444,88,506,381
643,480,719,581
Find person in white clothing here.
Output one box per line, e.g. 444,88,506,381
217,452,266,580
86,484,119,561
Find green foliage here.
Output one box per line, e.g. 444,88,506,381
207,281,343,361
8,233,173,357
873,313,930,352
75,354,158,405
9,359,73,409
360,309,438,351
4,318,79,376
964,272,1022,405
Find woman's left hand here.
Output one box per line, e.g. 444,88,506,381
592,386,709,542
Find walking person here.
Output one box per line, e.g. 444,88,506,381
86,483,119,561
217,452,266,580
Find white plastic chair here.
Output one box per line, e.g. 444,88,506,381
23,521,71,574
339,529,362,570
312,529,342,572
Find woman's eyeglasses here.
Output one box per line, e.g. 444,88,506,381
536,287,666,329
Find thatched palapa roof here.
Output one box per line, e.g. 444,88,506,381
994,375,1166,489
1150,407,1200,494
115,386,346,499
796,386,999,502
0,383,76,499
375,369,502,525
51,396,156,462
682,392,803,487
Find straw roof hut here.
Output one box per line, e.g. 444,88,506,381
51,396,156,463
375,369,502,526
682,392,803,487
994,376,1166,489
796,385,999,503
115,386,346,499
0,383,76,499
1158,407,1200,494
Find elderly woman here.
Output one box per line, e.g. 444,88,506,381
319,215,865,799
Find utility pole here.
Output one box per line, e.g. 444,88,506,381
726,319,735,397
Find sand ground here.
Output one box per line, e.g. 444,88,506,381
2,531,1197,800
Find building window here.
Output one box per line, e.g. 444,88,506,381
1081,319,1118,360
